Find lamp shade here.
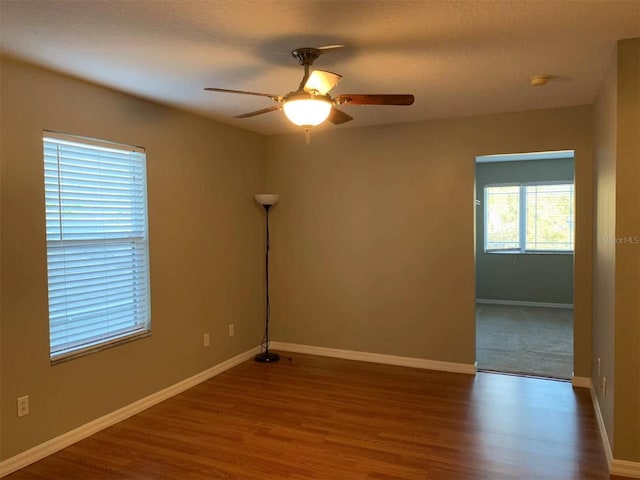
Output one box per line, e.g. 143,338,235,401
282,92,332,127
254,193,279,206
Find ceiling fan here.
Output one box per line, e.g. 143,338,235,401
204,46,415,129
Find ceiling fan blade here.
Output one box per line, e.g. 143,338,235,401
335,94,415,106
304,70,342,95
328,107,354,125
235,105,280,119
204,87,280,101
318,44,345,51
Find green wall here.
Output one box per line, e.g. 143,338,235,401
475,158,575,304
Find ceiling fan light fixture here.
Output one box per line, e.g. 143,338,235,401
282,92,332,127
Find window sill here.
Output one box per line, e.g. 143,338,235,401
50,330,151,365
484,250,574,255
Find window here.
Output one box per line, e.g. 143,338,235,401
485,183,574,253
43,132,151,362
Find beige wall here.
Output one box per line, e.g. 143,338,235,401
613,38,639,462
592,42,618,451
265,106,593,373
0,57,266,459
592,37,640,463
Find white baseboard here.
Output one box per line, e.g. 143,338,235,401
571,376,592,388
589,381,640,478
476,298,573,309
590,382,615,470
612,460,640,478
0,347,259,478
269,341,476,375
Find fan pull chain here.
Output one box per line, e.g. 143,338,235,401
305,128,311,146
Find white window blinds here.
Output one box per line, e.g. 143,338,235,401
43,132,151,361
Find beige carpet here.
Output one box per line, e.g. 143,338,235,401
476,304,573,380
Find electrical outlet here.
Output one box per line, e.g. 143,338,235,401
17,396,29,417
597,357,601,376
203,333,210,347
228,324,234,337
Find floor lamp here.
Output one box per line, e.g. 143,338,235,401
254,193,280,363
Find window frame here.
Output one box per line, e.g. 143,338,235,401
43,130,151,364
484,180,575,255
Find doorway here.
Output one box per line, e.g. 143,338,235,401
474,151,575,380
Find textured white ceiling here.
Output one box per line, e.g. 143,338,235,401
1,0,639,135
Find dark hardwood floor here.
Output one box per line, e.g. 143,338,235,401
6,353,621,479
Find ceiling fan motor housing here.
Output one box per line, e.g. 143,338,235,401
291,47,323,66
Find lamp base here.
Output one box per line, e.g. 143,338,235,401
254,351,280,363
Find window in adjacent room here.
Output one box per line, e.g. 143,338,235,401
484,182,574,253
43,131,151,363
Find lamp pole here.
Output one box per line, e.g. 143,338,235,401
254,194,280,363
